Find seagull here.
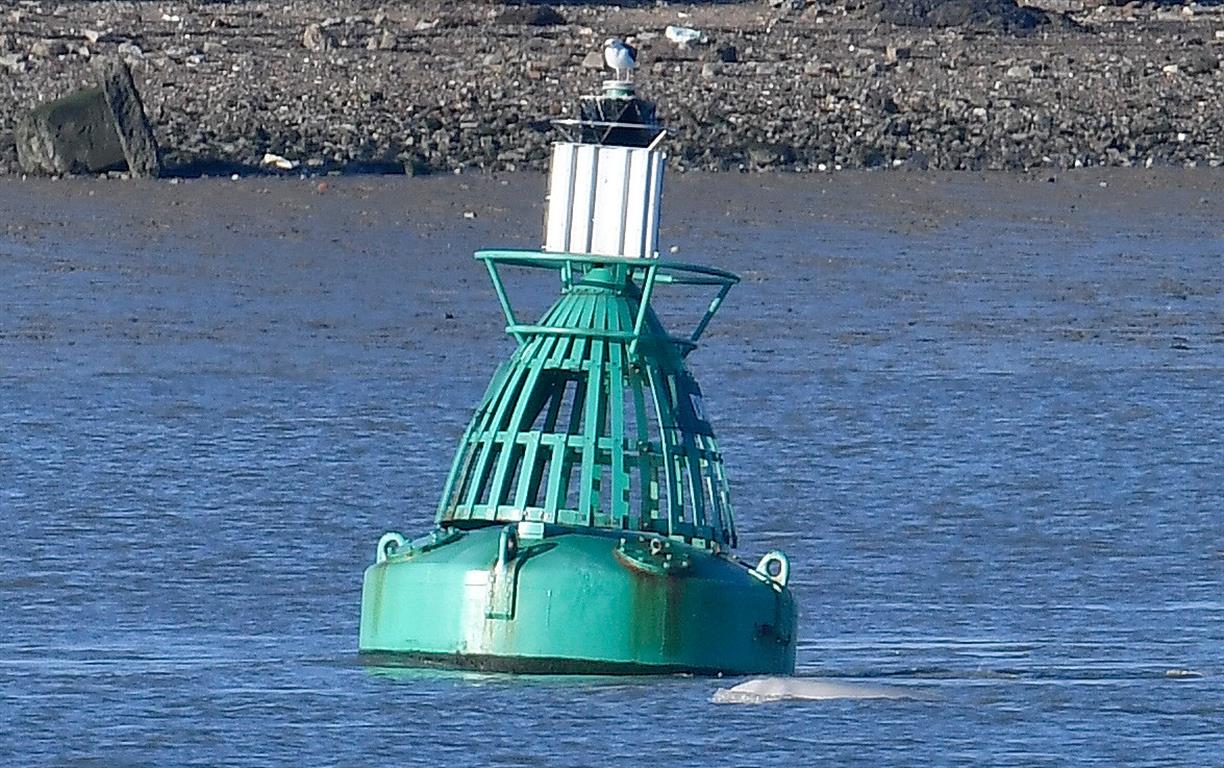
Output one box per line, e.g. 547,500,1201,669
603,38,637,81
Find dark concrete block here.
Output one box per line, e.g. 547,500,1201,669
15,86,126,174
0,131,18,174
99,59,160,178
14,59,160,177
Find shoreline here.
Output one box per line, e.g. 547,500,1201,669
4,1,1224,177
2,166,1221,248
3,168,1220,391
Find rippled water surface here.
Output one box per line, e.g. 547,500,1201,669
2,175,1221,766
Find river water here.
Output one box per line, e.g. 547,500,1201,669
1,173,1220,766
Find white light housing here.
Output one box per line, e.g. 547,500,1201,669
544,142,665,259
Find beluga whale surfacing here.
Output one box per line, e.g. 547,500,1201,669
713,677,928,704
357,48,797,675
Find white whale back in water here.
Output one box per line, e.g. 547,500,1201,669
712,677,923,704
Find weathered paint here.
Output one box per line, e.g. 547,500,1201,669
359,250,797,675
360,525,796,675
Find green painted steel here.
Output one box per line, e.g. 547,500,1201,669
438,251,739,548
359,248,798,675
360,525,796,675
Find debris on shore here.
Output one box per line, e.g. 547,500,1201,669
14,59,159,177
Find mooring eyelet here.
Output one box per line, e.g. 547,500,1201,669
376,532,406,564
754,551,789,590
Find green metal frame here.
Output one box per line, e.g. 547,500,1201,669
436,250,741,549
478,250,738,357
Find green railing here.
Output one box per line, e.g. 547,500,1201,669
434,250,742,549
477,250,738,358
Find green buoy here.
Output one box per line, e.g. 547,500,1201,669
359,81,797,675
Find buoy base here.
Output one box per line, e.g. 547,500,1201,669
359,525,796,676
359,650,734,676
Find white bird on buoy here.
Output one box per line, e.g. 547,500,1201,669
603,38,637,81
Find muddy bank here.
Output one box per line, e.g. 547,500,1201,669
2,168,1221,395
3,167,1223,243
4,1,1224,175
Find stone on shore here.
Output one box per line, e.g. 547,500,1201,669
747,142,797,168
1,0,1224,176
303,23,336,52
30,39,69,58
0,53,25,74
0,131,16,169
1181,48,1218,75
369,30,397,51
495,7,566,26
870,0,1047,31
14,59,160,177
582,50,604,69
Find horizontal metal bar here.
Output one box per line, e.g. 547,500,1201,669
476,249,739,285
653,274,734,287
551,119,673,132
505,324,697,351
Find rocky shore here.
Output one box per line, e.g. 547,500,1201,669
3,0,1224,175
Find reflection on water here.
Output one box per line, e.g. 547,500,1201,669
1,178,1221,767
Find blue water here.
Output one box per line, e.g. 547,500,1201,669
1,175,1221,766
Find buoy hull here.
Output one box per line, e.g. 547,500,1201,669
358,526,796,676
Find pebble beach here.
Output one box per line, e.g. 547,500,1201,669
3,0,1224,175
